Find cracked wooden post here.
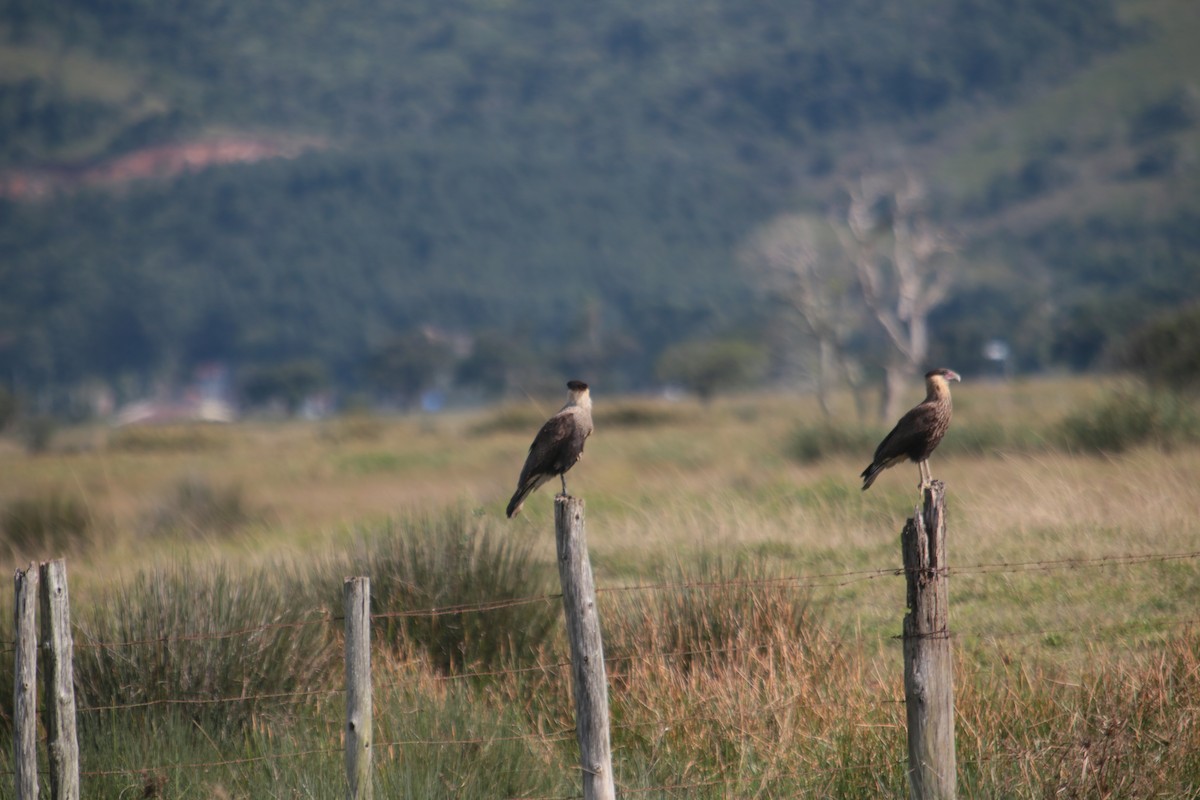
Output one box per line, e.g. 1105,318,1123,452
902,480,956,800
13,564,38,800
554,496,616,800
40,559,79,800
344,576,373,800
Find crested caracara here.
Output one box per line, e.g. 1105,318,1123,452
506,380,594,518
861,368,960,491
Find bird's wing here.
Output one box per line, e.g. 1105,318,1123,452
518,412,578,484
873,403,937,463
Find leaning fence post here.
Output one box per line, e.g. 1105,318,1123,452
40,559,80,800
344,576,373,800
13,564,39,800
901,480,957,800
554,496,616,800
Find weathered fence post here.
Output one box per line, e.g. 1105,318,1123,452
13,564,39,800
40,559,79,800
344,576,373,800
901,480,956,800
554,495,616,800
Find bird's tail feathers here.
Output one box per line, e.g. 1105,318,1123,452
860,463,883,491
505,493,527,518
506,475,549,518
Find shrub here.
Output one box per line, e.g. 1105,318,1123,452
1,492,91,557
611,554,824,673
1119,303,1200,393
656,339,767,403
594,400,687,428
73,561,335,734
468,405,545,436
108,424,229,453
18,415,56,454
144,476,255,537
318,412,386,444
352,507,558,674
788,423,881,464
937,420,1046,456
1056,387,1200,453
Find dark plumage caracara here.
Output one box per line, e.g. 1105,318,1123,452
860,368,960,491
506,380,594,518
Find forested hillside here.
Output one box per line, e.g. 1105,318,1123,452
1,0,1197,411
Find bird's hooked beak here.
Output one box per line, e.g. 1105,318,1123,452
946,370,961,383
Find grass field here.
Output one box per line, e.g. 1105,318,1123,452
2,375,1199,797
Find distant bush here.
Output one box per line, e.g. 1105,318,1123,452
18,415,56,454
656,339,767,403
353,507,557,674
74,562,335,733
937,420,1046,456
318,412,386,444
1119,304,1200,393
108,424,229,453
1,492,91,557
788,423,882,464
594,400,689,428
1056,388,1200,453
144,476,255,537
468,405,545,436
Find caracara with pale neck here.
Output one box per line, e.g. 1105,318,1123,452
506,380,594,518
861,368,960,491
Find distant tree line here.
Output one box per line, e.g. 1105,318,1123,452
5,0,1191,417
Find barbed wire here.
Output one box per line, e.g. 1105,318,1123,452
72,614,336,650
60,612,1199,718
68,730,580,779
42,548,1199,651
4,548,1197,790
5,550,1196,728
75,685,343,714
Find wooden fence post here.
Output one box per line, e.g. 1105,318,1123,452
40,559,79,800
344,576,373,800
901,480,956,800
13,564,39,800
554,496,616,800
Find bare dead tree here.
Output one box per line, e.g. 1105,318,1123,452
740,214,867,417
838,173,955,421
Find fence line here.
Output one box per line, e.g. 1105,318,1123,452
70,731,582,779
76,686,343,714
56,613,1200,718
72,615,336,650
39,548,1199,653
10,547,1199,797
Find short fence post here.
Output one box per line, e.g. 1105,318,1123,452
554,496,616,800
344,576,373,800
39,559,79,800
901,480,957,800
13,564,39,800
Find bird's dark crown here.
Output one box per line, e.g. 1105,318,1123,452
924,368,961,381
566,380,589,392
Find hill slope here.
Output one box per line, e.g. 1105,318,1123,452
1,0,1196,406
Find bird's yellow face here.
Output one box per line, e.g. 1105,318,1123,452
925,369,960,397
